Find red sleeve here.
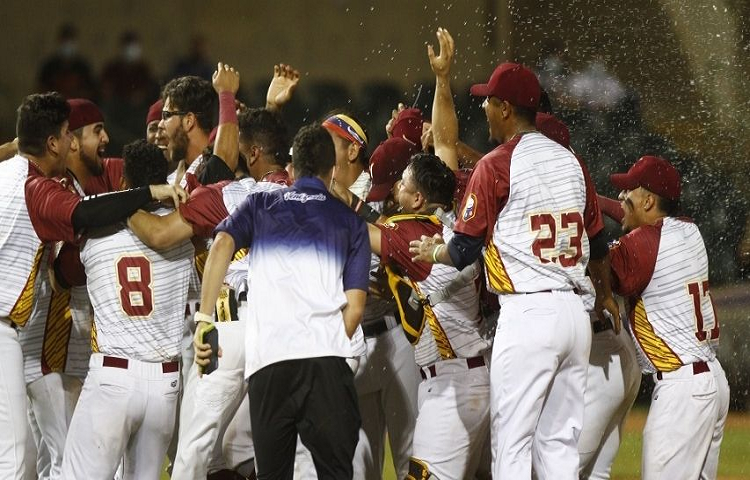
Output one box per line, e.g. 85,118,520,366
609,221,662,297
84,157,124,195
453,168,472,208
598,194,624,223
377,220,440,282
454,144,513,242
25,174,80,244
55,242,86,287
576,155,604,238
178,183,230,238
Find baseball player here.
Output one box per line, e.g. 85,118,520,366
322,111,422,480
607,155,730,479
0,93,185,479
19,98,114,480
336,151,492,479
61,140,195,480
410,62,617,479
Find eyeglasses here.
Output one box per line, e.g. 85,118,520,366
161,110,188,121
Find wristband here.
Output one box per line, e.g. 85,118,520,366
358,202,381,224
218,92,238,125
194,311,213,324
349,193,363,213
432,244,444,264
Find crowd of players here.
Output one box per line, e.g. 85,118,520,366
0,27,730,480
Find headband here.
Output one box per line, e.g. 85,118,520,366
322,114,368,148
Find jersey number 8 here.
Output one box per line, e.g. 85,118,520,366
116,255,154,318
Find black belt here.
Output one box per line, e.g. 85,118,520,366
362,318,390,338
102,355,179,374
592,319,612,334
656,361,709,381
420,356,486,380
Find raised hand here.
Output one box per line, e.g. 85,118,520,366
266,63,300,111
427,27,455,78
385,102,406,138
212,62,240,95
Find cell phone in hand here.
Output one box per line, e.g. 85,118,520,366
199,324,219,375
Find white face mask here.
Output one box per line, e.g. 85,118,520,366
59,41,78,57
123,43,142,62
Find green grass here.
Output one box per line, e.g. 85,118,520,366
162,410,749,479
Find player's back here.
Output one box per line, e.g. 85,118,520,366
81,208,194,363
490,132,589,293
634,217,716,373
0,156,44,324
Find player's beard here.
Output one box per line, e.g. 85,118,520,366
168,126,189,164
81,148,104,176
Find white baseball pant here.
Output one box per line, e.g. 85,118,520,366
410,357,491,479
352,322,420,480
26,372,82,480
578,321,641,479
642,358,729,480
0,320,28,480
172,320,250,478
491,290,591,480
61,353,180,480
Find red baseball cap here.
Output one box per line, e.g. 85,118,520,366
610,155,681,200
470,63,541,109
391,108,424,145
146,99,163,126
67,99,104,131
535,112,570,149
366,137,419,202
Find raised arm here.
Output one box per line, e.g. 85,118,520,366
127,209,194,250
265,63,300,112
427,27,459,171
212,62,241,173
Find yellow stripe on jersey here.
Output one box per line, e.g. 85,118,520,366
484,242,515,294
9,245,45,327
42,289,72,373
631,298,682,372
233,248,248,262
412,282,456,360
91,320,99,353
194,250,208,279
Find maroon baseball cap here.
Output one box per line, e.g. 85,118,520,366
146,99,163,125
366,137,419,202
470,63,541,109
535,112,570,149
610,156,681,200
391,108,424,145
67,99,104,131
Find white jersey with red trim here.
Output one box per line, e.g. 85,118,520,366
414,215,490,367
486,133,590,294
629,217,716,374
81,209,194,363
0,156,44,325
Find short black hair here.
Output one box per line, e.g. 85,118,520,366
514,105,538,125
238,108,289,167
16,92,70,157
408,153,456,208
292,123,335,179
656,195,680,217
123,139,167,187
161,76,217,134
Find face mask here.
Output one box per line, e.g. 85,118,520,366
123,43,142,62
59,41,78,57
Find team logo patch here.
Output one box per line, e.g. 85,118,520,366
462,194,477,222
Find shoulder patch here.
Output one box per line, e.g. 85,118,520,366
462,193,477,222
